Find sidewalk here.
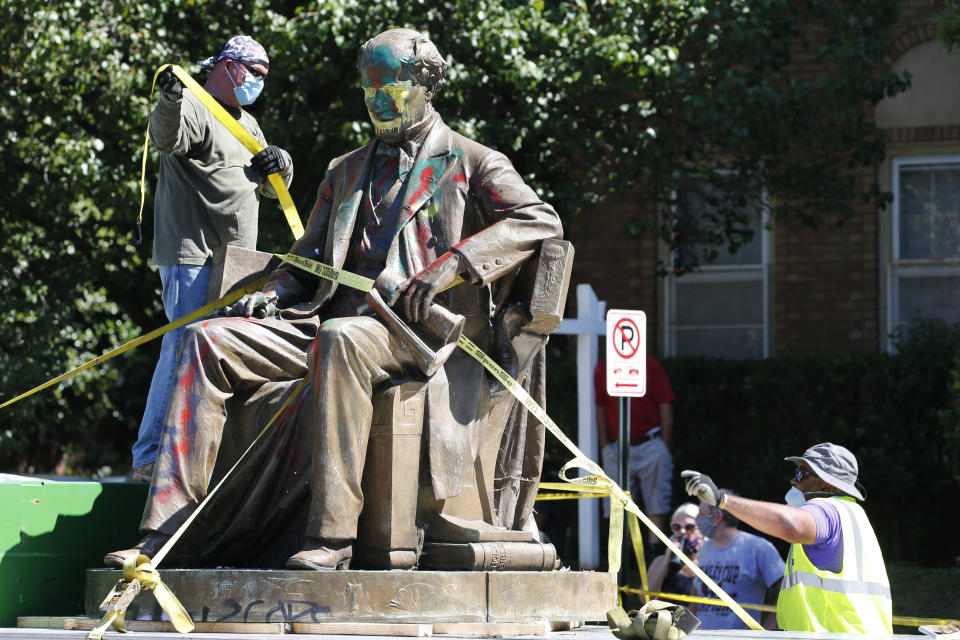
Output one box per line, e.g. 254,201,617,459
0,625,927,640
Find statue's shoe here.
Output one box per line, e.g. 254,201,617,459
286,542,353,571
103,532,170,568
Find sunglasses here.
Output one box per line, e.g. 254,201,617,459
794,467,816,482
670,523,697,533
232,61,265,79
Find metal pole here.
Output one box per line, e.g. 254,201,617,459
618,396,629,584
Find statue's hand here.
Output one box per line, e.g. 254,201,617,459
398,252,464,324
222,291,279,318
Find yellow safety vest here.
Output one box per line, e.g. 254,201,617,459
776,496,892,634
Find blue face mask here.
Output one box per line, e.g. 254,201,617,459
229,62,264,105
695,515,717,539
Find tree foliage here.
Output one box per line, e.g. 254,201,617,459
0,0,909,472
937,0,960,51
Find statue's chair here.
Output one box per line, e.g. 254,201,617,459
205,238,573,570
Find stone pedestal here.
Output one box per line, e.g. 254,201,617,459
85,569,616,625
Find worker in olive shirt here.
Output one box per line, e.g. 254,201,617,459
130,35,294,481
682,443,892,634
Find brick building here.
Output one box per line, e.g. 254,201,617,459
567,1,959,358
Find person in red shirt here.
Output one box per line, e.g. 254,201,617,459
595,355,675,546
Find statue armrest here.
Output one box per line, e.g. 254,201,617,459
522,238,574,336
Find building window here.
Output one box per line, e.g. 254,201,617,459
665,178,770,359
889,156,960,341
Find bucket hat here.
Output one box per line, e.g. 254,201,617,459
785,442,866,500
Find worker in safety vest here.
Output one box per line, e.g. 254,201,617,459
681,443,892,634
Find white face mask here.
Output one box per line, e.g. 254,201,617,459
784,486,807,507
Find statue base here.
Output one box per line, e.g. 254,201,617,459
85,569,616,625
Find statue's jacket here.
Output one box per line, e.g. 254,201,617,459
269,116,563,501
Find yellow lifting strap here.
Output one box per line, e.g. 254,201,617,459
137,64,304,241
88,553,194,639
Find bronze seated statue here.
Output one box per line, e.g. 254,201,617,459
110,239,572,571
106,28,571,571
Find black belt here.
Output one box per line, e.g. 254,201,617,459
629,431,660,446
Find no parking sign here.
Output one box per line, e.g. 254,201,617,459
605,309,646,397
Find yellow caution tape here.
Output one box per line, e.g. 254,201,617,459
538,483,646,579
454,333,761,630
623,586,960,629
276,253,376,292
622,585,773,612
538,481,605,493
901,617,960,628
535,492,607,500
138,65,304,241
0,277,270,410
628,510,649,595
276,253,466,294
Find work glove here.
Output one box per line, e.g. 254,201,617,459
251,145,292,179
156,67,182,101
681,470,727,508
222,291,279,319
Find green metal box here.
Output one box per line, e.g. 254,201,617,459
0,478,147,627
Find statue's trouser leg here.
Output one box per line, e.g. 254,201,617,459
141,315,315,535
305,316,413,542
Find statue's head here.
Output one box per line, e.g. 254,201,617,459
357,28,447,143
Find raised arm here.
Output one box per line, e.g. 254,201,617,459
682,470,818,544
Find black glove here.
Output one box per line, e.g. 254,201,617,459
681,469,727,508
157,67,182,101
251,146,292,179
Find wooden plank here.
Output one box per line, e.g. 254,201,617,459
549,621,582,631
432,621,551,637
292,622,432,636
62,617,286,633
15,617,67,629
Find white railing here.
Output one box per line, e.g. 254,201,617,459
554,283,606,569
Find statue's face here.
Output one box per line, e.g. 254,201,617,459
360,43,429,143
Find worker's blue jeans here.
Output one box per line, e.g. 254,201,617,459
131,264,211,468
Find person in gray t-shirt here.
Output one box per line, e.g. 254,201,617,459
130,35,293,479
691,494,784,629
